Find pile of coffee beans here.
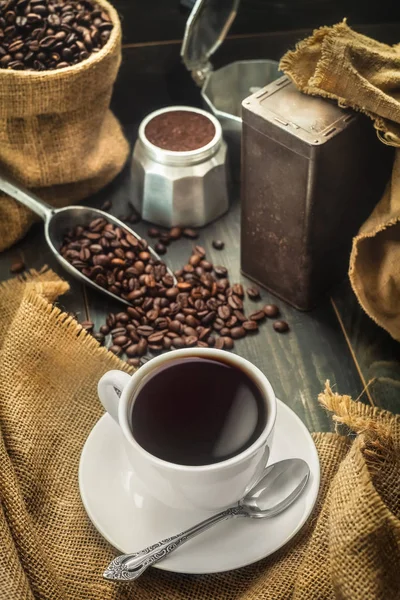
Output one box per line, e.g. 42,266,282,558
61,218,290,367
0,0,113,71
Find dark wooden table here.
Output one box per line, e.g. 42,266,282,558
1,25,399,431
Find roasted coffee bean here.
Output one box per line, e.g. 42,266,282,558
214,337,224,349
212,240,224,250
136,325,154,337
159,233,171,245
136,339,147,355
263,304,280,318
273,320,289,333
214,266,227,278
127,358,141,367
247,286,260,300
169,226,182,240
172,336,184,349
93,332,105,345
193,245,206,257
99,324,110,335
80,320,94,332
184,335,198,347
113,335,129,346
109,345,122,356
228,295,243,310
183,228,198,239
10,259,26,274
231,326,246,340
249,310,265,322
217,305,231,320
101,199,112,211
223,336,234,349
243,320,258,332
220,327,230,336
148,227,160,238
126,344,138,357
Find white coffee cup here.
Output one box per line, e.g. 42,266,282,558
98,348,276,511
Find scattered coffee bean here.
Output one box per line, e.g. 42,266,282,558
10,259,26,274
223,336,234,349
212,240,224,250
109,345,122,356
263,304,280,318
148,227,160,238
247,286,260,300
273,320,289,333
214,266,227,278
127,358,141,367
183,228,198,239
0,0,113,72
100,200,112,211
80,320,94,332
193,245,206,258
249,310,265,322
214,337,224,349
243,320,258,332
169,227,182,240
93,332,105,344
231,326,246,339
155,242,167,255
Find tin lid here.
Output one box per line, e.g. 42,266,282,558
181,0,240,85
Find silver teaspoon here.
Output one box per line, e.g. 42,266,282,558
0,169,175,306
103,458,310,581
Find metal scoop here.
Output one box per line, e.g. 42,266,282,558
0,170,173,305
104,457,310,581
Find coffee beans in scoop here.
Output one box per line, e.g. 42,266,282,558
60,217,174,302
0,0,113,72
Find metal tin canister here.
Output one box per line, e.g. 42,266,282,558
241,77,393,310
131,106,229,227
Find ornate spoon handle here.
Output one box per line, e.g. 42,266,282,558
103,505,247,581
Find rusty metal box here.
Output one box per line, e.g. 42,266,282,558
241,76,393,310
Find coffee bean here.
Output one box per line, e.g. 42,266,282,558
127,358,141,367
212,240,224,250
223,336,234,349
214,266,227,277
93,332,105,345
214,337,224,349
273,320,289,333
243,320,258,332
231,327,246,339
228,295,243,310
10,259,26,273
193,245,206,257
136,325,154,337
148,227,160,238
99,324,110,335
263,304,280,318
126,344,138,357
172,336,184,349
217,305,231,320
101,200,112,211
247,286,260,300
183,228,198,239
109,345,122,356
169,227,182,240
249,310,265,322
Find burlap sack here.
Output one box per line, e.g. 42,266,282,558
280,22,400,341
0,0,129,253
0,270,399,600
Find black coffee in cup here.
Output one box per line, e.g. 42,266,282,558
129,356,267,466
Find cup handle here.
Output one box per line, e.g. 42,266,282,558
97,370,132,424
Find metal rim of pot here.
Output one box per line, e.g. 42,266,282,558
138,105,223,167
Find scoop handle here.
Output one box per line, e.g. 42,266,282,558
0,168,54,221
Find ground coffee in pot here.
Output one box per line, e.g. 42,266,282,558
144,110,215,152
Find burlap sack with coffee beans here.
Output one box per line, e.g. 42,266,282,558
0,0,129,253
1,269,399,600
280,21,400,342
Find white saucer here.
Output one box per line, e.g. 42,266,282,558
79,399,320,575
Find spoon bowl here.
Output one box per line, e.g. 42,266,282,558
0,169,175,306
104,458,310,581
